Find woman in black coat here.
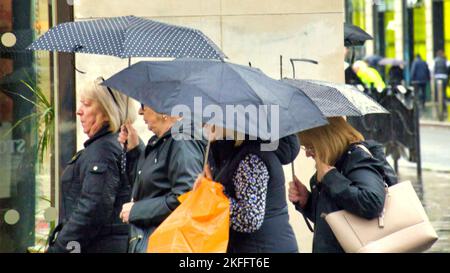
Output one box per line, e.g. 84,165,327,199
288,117,392,253
118,104,205,253
194,126,299,253
47,78,136,253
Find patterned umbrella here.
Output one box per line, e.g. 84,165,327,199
27,15,226,60
283,78,389,117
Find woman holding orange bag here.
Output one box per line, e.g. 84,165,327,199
118,103,206,253
194,126,299,253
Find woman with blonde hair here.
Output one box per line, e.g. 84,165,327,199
288,117,395,253
47,77,137,253
117,103,206,253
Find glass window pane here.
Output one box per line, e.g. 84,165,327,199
0,0,54,253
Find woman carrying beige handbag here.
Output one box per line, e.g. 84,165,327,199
288,117,395,253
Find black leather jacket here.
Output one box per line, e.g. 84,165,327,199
126,121,206,252
48,125,131,253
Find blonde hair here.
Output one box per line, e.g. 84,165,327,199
298,117,364,165
82,77,137,132
208,125,245,147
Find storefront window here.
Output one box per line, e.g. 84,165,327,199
384,0,396,59
412,2,426,60
352,0,366,29
0,0,54,253
444,0,450,59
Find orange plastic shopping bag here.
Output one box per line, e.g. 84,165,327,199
147,177,230,253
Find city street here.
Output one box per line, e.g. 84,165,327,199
394,124,450,252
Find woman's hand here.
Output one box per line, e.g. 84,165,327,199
118,121,139,150
288,175,310,208
119,202,134,223
193,164,213,190
315,157,335,182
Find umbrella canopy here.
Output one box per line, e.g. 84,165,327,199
344,23,373,47
103,59,328,140
282,78,389,117
378,58,405,66
364,55,383,67
27,15,226,60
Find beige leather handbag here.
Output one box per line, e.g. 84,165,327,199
324,180,438,253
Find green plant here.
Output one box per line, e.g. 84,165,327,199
1,77,54,169
1,74,56,253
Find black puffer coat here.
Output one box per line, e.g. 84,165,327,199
295,141,392,253
48,125,131,253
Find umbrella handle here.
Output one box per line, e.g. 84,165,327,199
290,58,318,79
72,59,86,74
202,124,216,177
203,138,212,177
350,48,355,65
291,162,296,181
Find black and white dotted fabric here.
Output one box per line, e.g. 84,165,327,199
27,15,226,60
228,153,269,233
284,79,389,117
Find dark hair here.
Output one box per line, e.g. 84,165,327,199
436,50,445,57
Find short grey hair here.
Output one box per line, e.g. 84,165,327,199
82,77,137,133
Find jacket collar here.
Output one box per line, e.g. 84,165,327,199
147,119,199,148
83,124,111,148
147,125,175,148
334,141,365,171
210,140,237,168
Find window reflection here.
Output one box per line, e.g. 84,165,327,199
0,0,54,253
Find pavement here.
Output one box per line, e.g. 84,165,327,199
394,118,450,173
420,119,450,128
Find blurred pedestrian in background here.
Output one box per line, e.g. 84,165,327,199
410,54,431,109
433,50,449,112
388,65,404,86
352,60,386,92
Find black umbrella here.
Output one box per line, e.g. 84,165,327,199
344,23,373,47
27,15,226,60
103,59,328,141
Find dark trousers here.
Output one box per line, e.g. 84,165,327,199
435,78,448,109
414,83,427,108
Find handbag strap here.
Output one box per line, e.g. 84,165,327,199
303,214,315,232
356,144,390,228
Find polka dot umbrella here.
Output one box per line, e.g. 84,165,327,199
27,15,226,60
282,78,389,117
27,16,227,174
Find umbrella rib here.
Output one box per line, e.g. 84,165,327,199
226,65,266,106
104,17,123,57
